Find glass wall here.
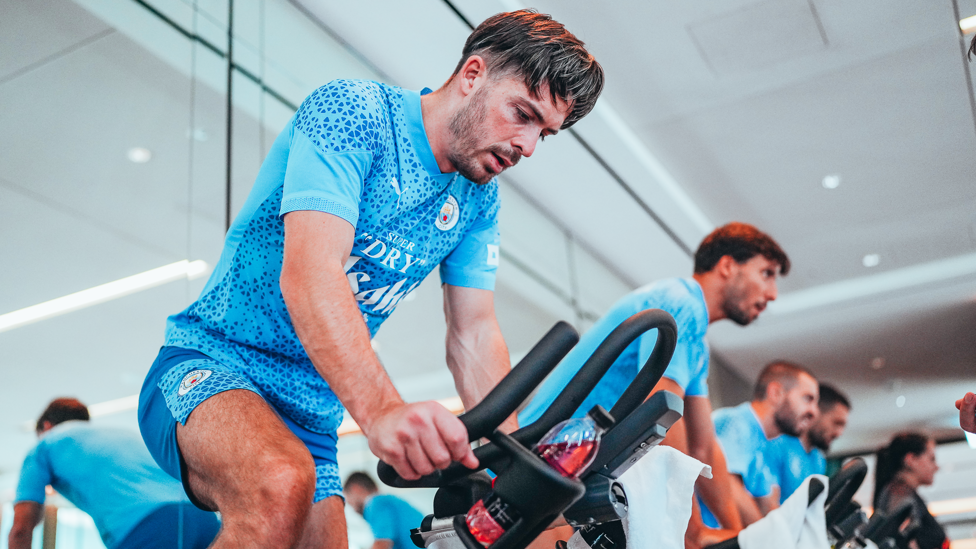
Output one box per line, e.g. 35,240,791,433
0,0,633,546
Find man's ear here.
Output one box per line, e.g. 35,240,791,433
766,381,786,404
454,55,488,98
715,255,739,279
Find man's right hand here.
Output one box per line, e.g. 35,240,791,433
365,401,479,480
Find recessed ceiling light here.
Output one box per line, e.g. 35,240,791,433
870,357,885,370
896,395,906,408
127,147,152,163
961,15,976,35
822,174,841,189
862,254,880,267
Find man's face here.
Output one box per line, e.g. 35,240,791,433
447,75,570,184
343,486,369,515
720,255,780,326
773,374,819,437
808,404,850,452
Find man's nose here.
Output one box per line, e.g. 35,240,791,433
767,280,779,301
513,129,539,158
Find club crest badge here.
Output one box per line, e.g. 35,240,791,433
435,195,460,231
178,369,212,396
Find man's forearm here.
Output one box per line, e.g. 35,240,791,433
695,441,743,530
444,286,514,431
9,502,43,549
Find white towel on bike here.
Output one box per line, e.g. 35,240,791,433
618,445,712,549
737,474,830,549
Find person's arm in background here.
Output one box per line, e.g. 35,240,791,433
371,540,393,549
756,487,780,516
444,285,516,433
727,473,763,526
956,392,975,433
8,501,43,549
652,377,743,536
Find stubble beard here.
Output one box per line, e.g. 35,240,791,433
773,404,805,438
808,425,831,452
721,276,754,326
447,85,493,184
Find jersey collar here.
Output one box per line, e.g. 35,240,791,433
402,88,456,185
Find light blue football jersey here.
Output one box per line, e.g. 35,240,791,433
519,278,710,425
701,402,776,528
765,434,826,504
165,80,500,434
16,421,194,549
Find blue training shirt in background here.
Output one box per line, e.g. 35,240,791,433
16,421,195,549
363,494,425,549
765,434,826,504
519,278,710,425
165,80,501,435
700,402,776,527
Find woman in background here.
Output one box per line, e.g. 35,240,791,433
873,432,948,549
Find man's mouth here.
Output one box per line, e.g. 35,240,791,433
492,152,514,169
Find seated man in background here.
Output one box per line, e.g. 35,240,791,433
9,398,219,549
520,222,791,546
343,472,424,549
766,382,850,503
703,362,819,527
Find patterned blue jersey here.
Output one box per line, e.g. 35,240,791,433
765,435,826,504
519,278,710,425
165,80,500,434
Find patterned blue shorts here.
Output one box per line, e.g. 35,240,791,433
138,346,343,507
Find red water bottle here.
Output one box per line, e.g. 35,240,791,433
465,406,615,546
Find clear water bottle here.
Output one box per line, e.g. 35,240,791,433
465,406,615,546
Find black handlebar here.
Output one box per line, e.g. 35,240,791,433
380,310,677,489
377,321,579,488
825,458,868,527
526,309,678,444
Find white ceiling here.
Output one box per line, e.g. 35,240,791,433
1,0,975,500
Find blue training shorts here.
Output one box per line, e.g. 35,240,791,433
139,346,343,507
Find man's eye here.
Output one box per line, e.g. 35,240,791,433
517,109,530,121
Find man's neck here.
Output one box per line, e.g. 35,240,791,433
420,88,458,174
799,431,814,452
693,272,726,324
750,400,781,440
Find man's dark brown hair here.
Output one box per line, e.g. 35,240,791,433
694,222,791,275
753,361,816,401
36,398,90,433
453,9,604,129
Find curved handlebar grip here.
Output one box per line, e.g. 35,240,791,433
864,500,914,544
415,309,679,487
459,321,580,441
525,309,677,444
825,457,868,526
377,321,580,488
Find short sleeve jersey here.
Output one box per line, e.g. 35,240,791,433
700,402,776,528
16,422,193,549
363,494,425,549
519,278,710,425
165,80,500,434
764,435,826,504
